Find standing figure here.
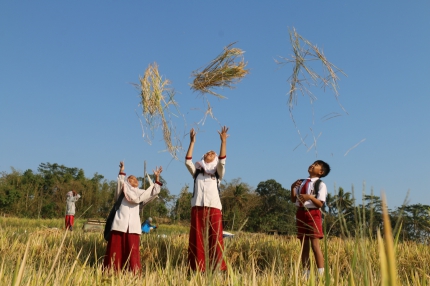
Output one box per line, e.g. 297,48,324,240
290,160,331,278
103,161,163,273
65,190,81,231
185,126,229,272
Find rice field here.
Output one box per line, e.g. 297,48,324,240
0,216,429,285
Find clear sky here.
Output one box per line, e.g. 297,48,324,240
1,1,429,209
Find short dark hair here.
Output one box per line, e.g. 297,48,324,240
315,160,330,177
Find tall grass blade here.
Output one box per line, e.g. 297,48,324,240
12,238,30,286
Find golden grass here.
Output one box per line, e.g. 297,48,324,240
135,62,181,159
1,217,429,285
191,42,250,99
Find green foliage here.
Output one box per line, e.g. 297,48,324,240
246,179,296,234
173,185,193,221
220,178,259,231
1,163,429,244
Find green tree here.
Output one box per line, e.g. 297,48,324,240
399,204,430,242
173,185,193,221
220,178,259,231
333,187,354,214
247,179,296,234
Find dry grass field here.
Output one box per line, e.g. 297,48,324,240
0,216,429,285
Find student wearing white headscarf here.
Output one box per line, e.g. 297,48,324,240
185,126,229,272
103,161,163,273
65,190,81,231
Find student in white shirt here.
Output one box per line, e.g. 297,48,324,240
103,161,162,273
185,126,228,272
291,160,331,278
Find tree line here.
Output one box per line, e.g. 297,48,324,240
1,163,429,242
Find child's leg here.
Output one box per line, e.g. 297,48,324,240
310,238,324,268
300,238,311,269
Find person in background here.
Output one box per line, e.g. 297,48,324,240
65,190,81,231
141,217,157,234
103,161,163,273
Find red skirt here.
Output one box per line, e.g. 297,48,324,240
296,208,324,239
65,215,74,230
188,206,227,272
103,230,141,272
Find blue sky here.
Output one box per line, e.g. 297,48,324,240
1,1,429,209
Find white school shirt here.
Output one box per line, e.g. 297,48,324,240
65,194,81,215
185,156,226,210
295,177,327,208
111,173,162,234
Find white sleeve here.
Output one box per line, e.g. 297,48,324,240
116,174,126,200
185,159,196,177
126,184,162,204
217,157,226,180
317,182,327,202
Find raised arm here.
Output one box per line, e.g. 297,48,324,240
119,161,125,174
218,126,229,158
126,166,163,204
116,161,126,200
185,128,196,159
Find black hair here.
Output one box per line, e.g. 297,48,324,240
314,160,331,177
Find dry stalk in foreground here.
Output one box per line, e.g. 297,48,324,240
191,42,250,99
134,62,181,159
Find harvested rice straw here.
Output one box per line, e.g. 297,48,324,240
344,138,366,156
135,62,181,159
197,100,218,126
276,28,347,112
191,42,250,99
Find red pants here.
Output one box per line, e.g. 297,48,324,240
296,208,324,239
103,230,141,272
65,215,74,230
188,206,227,272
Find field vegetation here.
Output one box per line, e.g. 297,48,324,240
1,163,430,285
1,215,430,285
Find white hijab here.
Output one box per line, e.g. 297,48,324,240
196,152,218,174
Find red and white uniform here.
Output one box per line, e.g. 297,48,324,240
295,177,327,239
294,177,327,208
185,156,227,272
104,172,162,272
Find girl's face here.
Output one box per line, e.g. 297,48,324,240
128,176,139,188
203,151,216,163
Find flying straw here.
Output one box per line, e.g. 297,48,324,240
344,138,366,156
132,62,182,159
191,42,250,99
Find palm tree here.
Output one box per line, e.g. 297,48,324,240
333,187,354,214
324,193,335,215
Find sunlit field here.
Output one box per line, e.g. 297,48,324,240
1,216,429,285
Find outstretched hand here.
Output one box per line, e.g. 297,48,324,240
218,126,229,142
189,128,196,143
153,166,163,181
119,161,124,172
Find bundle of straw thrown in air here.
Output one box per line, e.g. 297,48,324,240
191,42,250,98
135,62,181,158
277,28,346,111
